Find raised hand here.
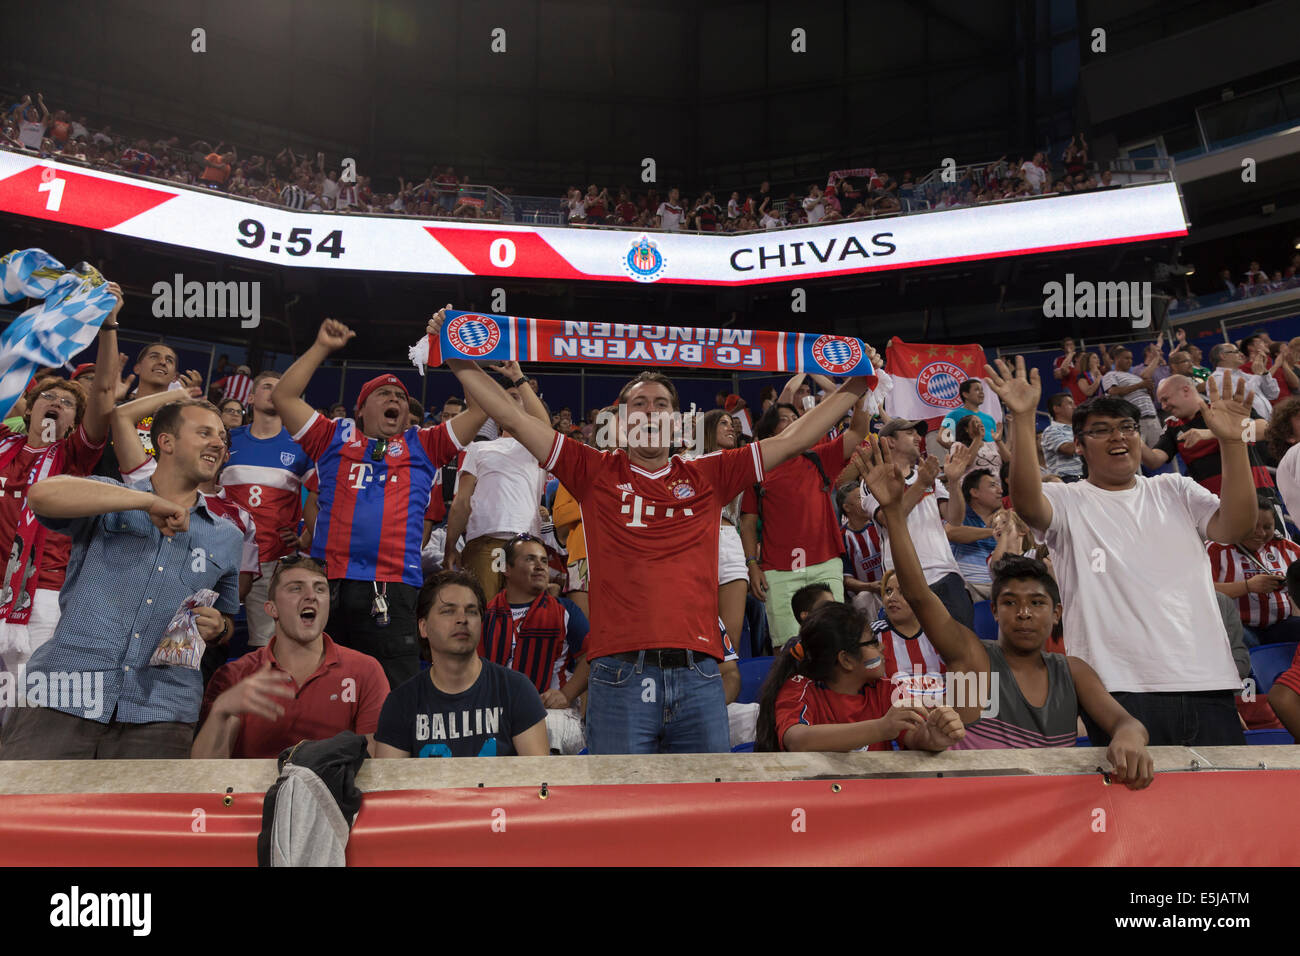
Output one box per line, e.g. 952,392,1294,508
917,454,941,489
859,438,907,509
983,357,1041,416
484,360,523,381
178,369,204,397
944,442,974,485
315,318,356,353
111,351,135,402
426,302,454,339
104,281,124,321
1202,374,1254,445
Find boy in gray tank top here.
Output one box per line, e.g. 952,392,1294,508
857,439,1154,789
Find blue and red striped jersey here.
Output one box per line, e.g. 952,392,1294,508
293,413,463,586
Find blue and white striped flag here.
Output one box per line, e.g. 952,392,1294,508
0,248,114,418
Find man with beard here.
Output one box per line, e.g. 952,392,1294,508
272,319,491,689
193,557,388,758
0,400,241,759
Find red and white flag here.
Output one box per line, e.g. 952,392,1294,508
882,337,1002,429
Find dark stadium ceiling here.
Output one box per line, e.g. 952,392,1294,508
6,0,1045,193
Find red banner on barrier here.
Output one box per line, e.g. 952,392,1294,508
2,771,1297,866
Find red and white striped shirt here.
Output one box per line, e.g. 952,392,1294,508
1206,538,1300,628
873,618,946,706
216,374,254,406
842,522,884,585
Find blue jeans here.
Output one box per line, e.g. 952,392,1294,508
586,651,730,754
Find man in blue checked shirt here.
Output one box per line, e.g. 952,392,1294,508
0,399,241,759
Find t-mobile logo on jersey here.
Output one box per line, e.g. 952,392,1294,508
620,490,693,527
348,462,373,490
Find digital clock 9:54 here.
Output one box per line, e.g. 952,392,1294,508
236,219,345,258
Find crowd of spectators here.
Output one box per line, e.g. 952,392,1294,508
3,281,1300,772
4,90,1117,236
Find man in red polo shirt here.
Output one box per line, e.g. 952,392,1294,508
193,557,388,758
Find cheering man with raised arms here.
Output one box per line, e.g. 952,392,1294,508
986,356,1256,746
434,306,879,754
273,318,520,689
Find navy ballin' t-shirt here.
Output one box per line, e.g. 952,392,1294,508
376,659,547,757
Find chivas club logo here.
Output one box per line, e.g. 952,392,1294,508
623,235,667,283
916,362,965,409
810,335,862,375
446,313,501,357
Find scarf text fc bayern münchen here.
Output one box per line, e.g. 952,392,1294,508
412,310,878,379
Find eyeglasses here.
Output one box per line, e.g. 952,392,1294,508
37,391,77,410
1080,422,1139,440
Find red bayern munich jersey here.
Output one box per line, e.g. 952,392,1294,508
544,433,763,660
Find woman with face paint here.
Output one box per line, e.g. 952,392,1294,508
754,600,965,753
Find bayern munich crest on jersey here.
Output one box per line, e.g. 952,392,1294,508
623,235,667,283
667,479,695,499
916,361,966,409
809,335,863,375
387,440,404,457
445,313,501,357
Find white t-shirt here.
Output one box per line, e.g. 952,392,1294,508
1276,443,1300,527
802,195,825,223
1021,161,1046,193
1100,370,1157,418
1040,475,1239,693
462,436,546,542
18,120,45,149
656,202,683,231
861,469,960,585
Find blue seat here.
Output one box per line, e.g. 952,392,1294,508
972,601,997,641
1075,736,1091,747
730,742,755,753
1245,728,1295,745
1249,641,1298,693
737,656,775,704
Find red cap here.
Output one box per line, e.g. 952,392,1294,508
71,363,95,380
723,393,743,412
354,373,408,413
